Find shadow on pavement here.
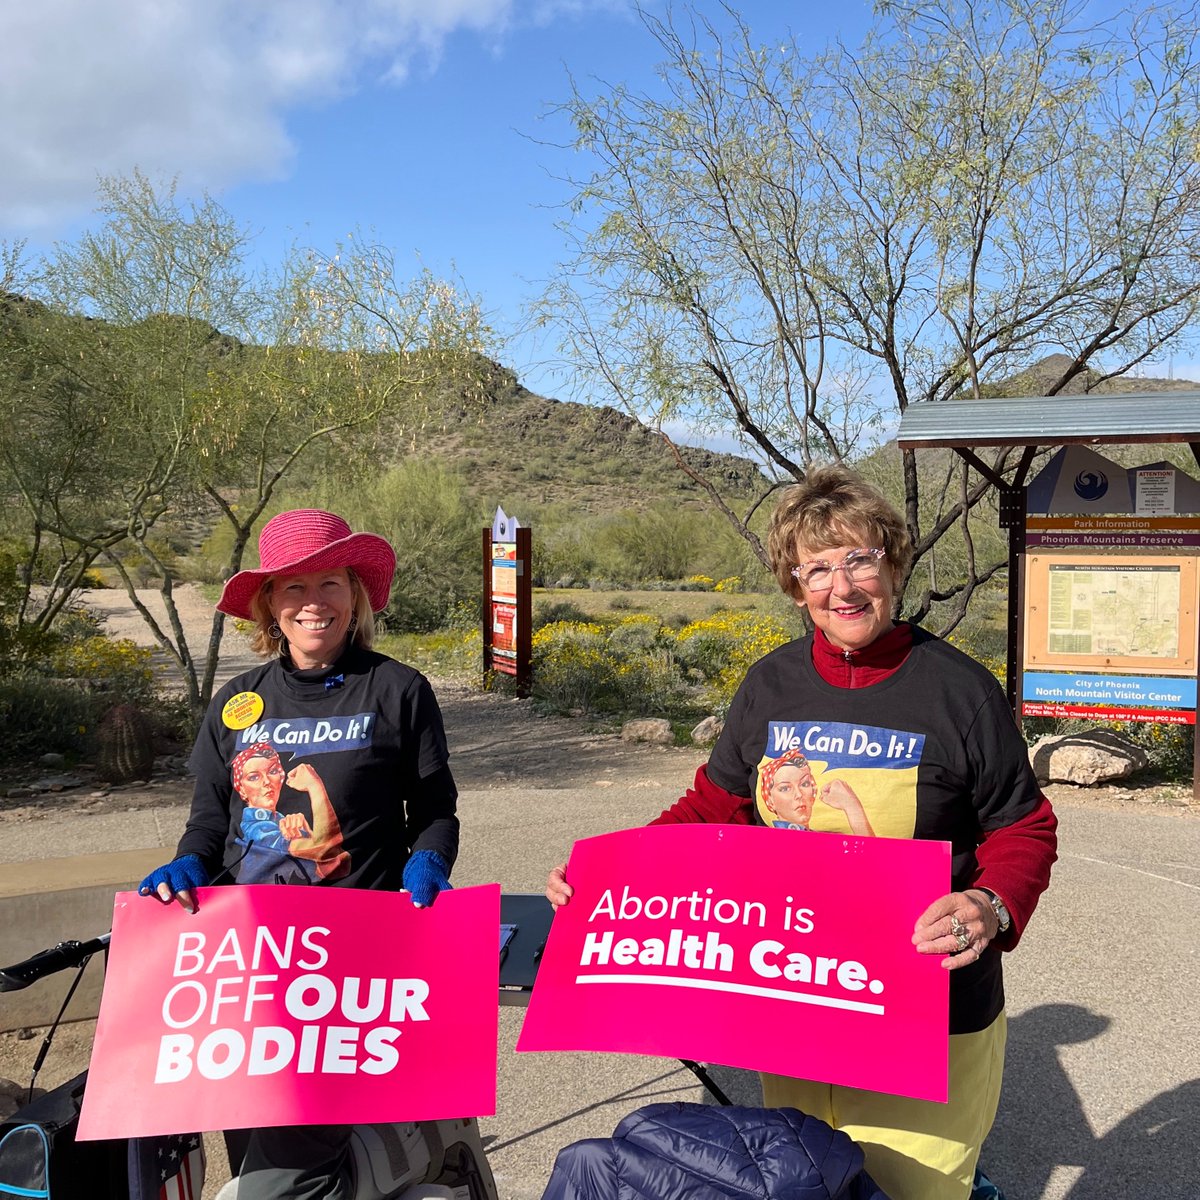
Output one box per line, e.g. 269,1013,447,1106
987,1002,1199,1198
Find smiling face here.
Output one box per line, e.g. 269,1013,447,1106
766,761,818,827
794,538,899,653
268,568,356,670
238,753,285,810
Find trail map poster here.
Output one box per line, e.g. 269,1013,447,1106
1048,564,1179,657
1024,553,1198,675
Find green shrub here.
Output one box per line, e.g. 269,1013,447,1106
532,534,598,588
613,649,685,714
46,636,156,709
591,505,702,581
0,673,98,763
534,599,590,629
531,621,620,714
676,610,792,710
527,610,791,721
606,615,670,656
1118,721,1193,778
51,605,106,643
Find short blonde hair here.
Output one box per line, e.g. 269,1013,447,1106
246,567,377,658
767,465,913,600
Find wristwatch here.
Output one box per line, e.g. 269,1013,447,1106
979,888,1011,934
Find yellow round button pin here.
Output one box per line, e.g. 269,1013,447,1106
222,691,264,730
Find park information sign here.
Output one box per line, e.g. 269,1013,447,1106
517,824,950,1103
77,884,500,1139
1022,447,1200,726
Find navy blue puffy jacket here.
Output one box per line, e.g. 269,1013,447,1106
541,1102,891,1200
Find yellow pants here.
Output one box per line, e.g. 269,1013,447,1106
761,1012,1006,1200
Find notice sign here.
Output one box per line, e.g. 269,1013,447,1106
517,824,950,1102
78,884,500,1140
1136,468,1176,515
1022,671,1197,724
491,601,517,673
491,542,517,600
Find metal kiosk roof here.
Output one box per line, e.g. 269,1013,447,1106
895,390,1200,797
897,389,1200,454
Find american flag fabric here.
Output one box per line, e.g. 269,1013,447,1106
127,1132,206,1200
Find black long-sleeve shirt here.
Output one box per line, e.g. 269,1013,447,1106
177,644,458,890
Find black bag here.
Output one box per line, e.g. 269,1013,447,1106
0,1072,125,1199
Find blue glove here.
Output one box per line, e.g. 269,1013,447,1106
138,854,209,907
402,850,452,908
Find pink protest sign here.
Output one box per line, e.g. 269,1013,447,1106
517,824,950,1102
77,883,499,1140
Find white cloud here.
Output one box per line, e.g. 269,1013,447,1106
0,0,522,230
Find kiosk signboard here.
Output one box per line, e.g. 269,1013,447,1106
1021,448,1200,727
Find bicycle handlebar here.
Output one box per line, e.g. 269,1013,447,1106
0,933,111,992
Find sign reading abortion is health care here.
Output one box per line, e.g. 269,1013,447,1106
77,884,499,1140
517,825,950,1102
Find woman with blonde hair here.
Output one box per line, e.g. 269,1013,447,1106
138,508,458,1199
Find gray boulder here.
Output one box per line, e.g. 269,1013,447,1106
1028,729,1149,786
691,715,725,745
621,718,674,745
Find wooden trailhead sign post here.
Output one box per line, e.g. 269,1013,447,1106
482,506,532,697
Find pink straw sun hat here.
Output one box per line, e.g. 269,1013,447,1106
217,509,397,621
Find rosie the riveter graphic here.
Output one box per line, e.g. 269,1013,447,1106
755,721,923,840
231,741,350,884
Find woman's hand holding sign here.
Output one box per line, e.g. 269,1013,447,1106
546,863,573,908
912,890,1000,970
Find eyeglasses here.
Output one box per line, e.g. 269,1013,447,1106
790,547,887,592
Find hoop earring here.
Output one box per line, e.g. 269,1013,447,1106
348,615,358,634
268,622,283,640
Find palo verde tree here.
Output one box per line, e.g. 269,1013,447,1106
545,0,1200,628
0,173,489,713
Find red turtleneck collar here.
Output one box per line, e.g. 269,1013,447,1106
811,622,913,688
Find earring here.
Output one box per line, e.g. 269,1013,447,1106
348,615,358,634
268,622,282,640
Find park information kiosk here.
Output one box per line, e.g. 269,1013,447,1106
1022,446,1199,726
895,390,1200,799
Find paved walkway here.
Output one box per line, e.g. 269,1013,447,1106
4,783,1198,1199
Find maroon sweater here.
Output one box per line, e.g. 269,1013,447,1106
651,623,1057,950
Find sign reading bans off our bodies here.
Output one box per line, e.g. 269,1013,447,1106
77,884,499,1140
518,824,950,1103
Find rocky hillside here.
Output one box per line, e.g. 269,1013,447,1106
971,352,1198,397
408,359,769,514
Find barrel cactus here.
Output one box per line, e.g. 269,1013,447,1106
94,703,156,783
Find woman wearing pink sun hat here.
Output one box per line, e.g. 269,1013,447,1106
137,508,459,1199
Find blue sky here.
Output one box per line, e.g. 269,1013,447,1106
0,0,877,410
3,0,1191,431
